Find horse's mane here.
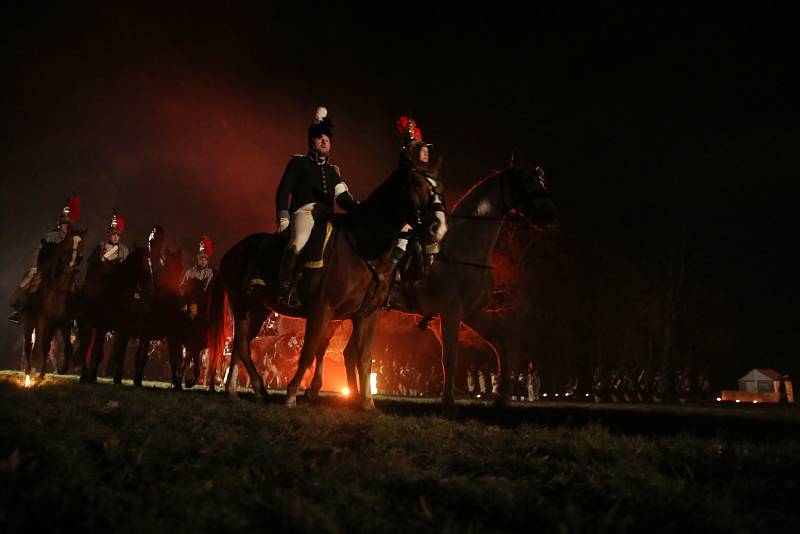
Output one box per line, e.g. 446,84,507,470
450,168,504,214
336,166,416,259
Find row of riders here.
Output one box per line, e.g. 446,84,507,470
9,107,556,409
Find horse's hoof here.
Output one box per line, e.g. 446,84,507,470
173,382,183,391
113,378,122,385
362,399,376,411
185,377,196,389
285,396,297,408
133,380,143,388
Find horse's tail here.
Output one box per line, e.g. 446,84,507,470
205,272,227,390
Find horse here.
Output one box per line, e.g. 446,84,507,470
384,151,557,406
23,230,86,378
206,162,441,408
78,245,150,383
106,246,188,387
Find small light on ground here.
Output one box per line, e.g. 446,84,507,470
341,388,350,396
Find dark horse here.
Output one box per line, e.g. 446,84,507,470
22,231,86,378
123,247,188,388
206,163,440,408
389,151,557,406
78,246,150,383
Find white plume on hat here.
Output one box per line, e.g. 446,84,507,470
314,106,328,124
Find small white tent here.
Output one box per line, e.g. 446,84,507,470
738,368,782,393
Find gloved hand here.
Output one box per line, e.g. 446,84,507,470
278,217,290,233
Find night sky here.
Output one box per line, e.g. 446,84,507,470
1,5,797,383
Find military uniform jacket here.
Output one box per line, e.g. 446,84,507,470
85,241,129,282
181,265,214,294
275,153,343,216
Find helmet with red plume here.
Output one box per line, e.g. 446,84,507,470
109,212,125,235
198,235,213,258
59,197,80,226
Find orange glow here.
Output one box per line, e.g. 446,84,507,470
341,387,350,396
24,375,31,388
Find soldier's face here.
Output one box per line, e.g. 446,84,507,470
312,134,331,156
197,256,209,269
109,233,120,244
418,146,429,163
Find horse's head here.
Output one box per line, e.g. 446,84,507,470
503,150,557,229
159,247,185,293
120,245,151,287
37,230,86,281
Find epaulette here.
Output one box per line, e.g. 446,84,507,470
290,154,305,160
331,164,341,176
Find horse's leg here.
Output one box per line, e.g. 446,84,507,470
235,307,269,402
342,330,359,397
226,315,250,399
38,323,55,379
134,337,150,387
286,305,332,407
440,307,463,410
308,321,339,402
351,312,379,411
77,321,93,381
111,330,129,384
23,319,34,377
167,336,183,390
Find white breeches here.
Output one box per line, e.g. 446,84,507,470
289,203,316,253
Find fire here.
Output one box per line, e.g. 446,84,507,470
341,387,350,396
370,372,377,395
24,375,31,388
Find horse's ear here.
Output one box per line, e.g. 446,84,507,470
509,150,521,168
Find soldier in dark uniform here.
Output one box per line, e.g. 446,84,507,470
383,117,447,309
180,236,214,388
85,212,129,280
272,106,359,306
8,197,81,324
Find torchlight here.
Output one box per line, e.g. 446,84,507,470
369,372,377,395
24,374,31,388
342,387,350,396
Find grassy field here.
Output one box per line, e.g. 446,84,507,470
1,371,798,533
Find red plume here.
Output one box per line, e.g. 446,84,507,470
67,197,80,221
413,126,423,141
200,235,213,257
116,214,126,234
395,116,411,133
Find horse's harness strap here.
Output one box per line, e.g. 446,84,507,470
436,253,493,270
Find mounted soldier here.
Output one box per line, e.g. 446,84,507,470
383,116,448,309
268,106,360,307
9,197,81,325
85,212,129,282
180,235,215,388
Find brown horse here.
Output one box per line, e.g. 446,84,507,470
388,151,557,406
24,231,86,378
206,163,440,408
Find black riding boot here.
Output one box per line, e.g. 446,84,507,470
382,246,406,310
278,247,301,307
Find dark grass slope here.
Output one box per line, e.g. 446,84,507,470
1,372,798,533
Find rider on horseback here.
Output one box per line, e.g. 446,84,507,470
181,236,215,309
8,197,81,325
270,106,359,307
383,117,447,310
86,212,129,280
